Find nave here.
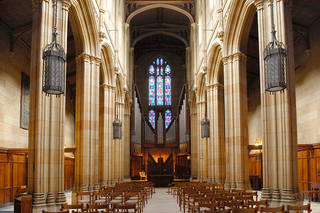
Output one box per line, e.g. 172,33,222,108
2,186,320,213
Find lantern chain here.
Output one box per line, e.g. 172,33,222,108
53,0,58,42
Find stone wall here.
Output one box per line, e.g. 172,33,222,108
0,27,30,148
295,23,320,144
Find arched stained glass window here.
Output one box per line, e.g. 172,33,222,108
148,56,171,106
149,76,155,106
149,110,156,129
165,109,172,129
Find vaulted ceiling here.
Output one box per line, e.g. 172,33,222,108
0,0,319,89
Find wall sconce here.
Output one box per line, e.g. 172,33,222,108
201,114,210,138
187,155,191,160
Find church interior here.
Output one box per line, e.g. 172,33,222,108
1,0,320,211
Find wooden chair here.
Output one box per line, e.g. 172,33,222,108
242,191,258,201
248,199,268,210
61,204,84,212
192,202,219,213
260,205,285,213
233,207,257,213
223,200,245,210
204,209,231,213
114,203,138,213
215,197,233,210
92,191,107,205
286,203,311,213
76,191,92,205
71,211,101,213
124,192,142,213
235,195,254,208
87,204,109,212
302,183,320,202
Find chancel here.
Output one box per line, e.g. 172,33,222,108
0,0,320,212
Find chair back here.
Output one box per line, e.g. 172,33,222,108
260,205,285,213
87,204,109,212
248,199,268,209
204,209,230,213
233,207,257,213
61,204,84,212
286,203,311,213
114,203,137,213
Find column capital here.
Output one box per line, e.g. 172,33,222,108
76,53,91,63
61,0,71,11
100,83,116,91
233,52,246,61
254,0,264,11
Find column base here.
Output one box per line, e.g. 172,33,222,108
56,191,67,204
32,193,46,207
94,183,100,192
80,184,88,192
46,192,55,205
282,188,298,203
272,188,281,201
224,181,231,190
261,188,272,199
231,181,237,189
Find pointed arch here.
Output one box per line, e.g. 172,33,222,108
126,4,195,24
223,0,256,56
101,43,115,86
207,43,223,86
70,0,100,57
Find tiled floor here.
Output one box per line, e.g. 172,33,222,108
1,188,320,212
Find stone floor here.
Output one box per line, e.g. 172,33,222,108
0,188,320,212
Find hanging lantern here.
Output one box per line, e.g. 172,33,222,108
264,0,287,92
185,129,191,143
113,115,122,139
201,114,210,138
42,0,66,96
131,130,136,144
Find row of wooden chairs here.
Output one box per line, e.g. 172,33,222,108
42,203,138,213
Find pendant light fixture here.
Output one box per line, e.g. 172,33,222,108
264,0,287,92
42,0,66,96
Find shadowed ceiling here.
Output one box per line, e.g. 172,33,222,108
0,0,319,89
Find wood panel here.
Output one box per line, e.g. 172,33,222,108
297,145,320,192
64,157,75,191
249,153,262,178
0,149,28,206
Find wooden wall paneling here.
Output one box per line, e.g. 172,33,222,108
315,149,320,183
64,157,75,190
0,152,6,206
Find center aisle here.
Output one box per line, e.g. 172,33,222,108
143,187,181,213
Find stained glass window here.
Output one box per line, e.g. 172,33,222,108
149,65,155,75
148,56,171,107
165,109,172,129
149,110,156,129
165,76,171,105
149,76,155,106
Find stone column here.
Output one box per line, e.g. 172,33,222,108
206,85,214,183
108,86,116,185
74,53,100,192
197,101,207,181
256,0,299,202
124,103,131,181
190,108,198,179
223,52,250,190
28,0,69,207
207,83,225,184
